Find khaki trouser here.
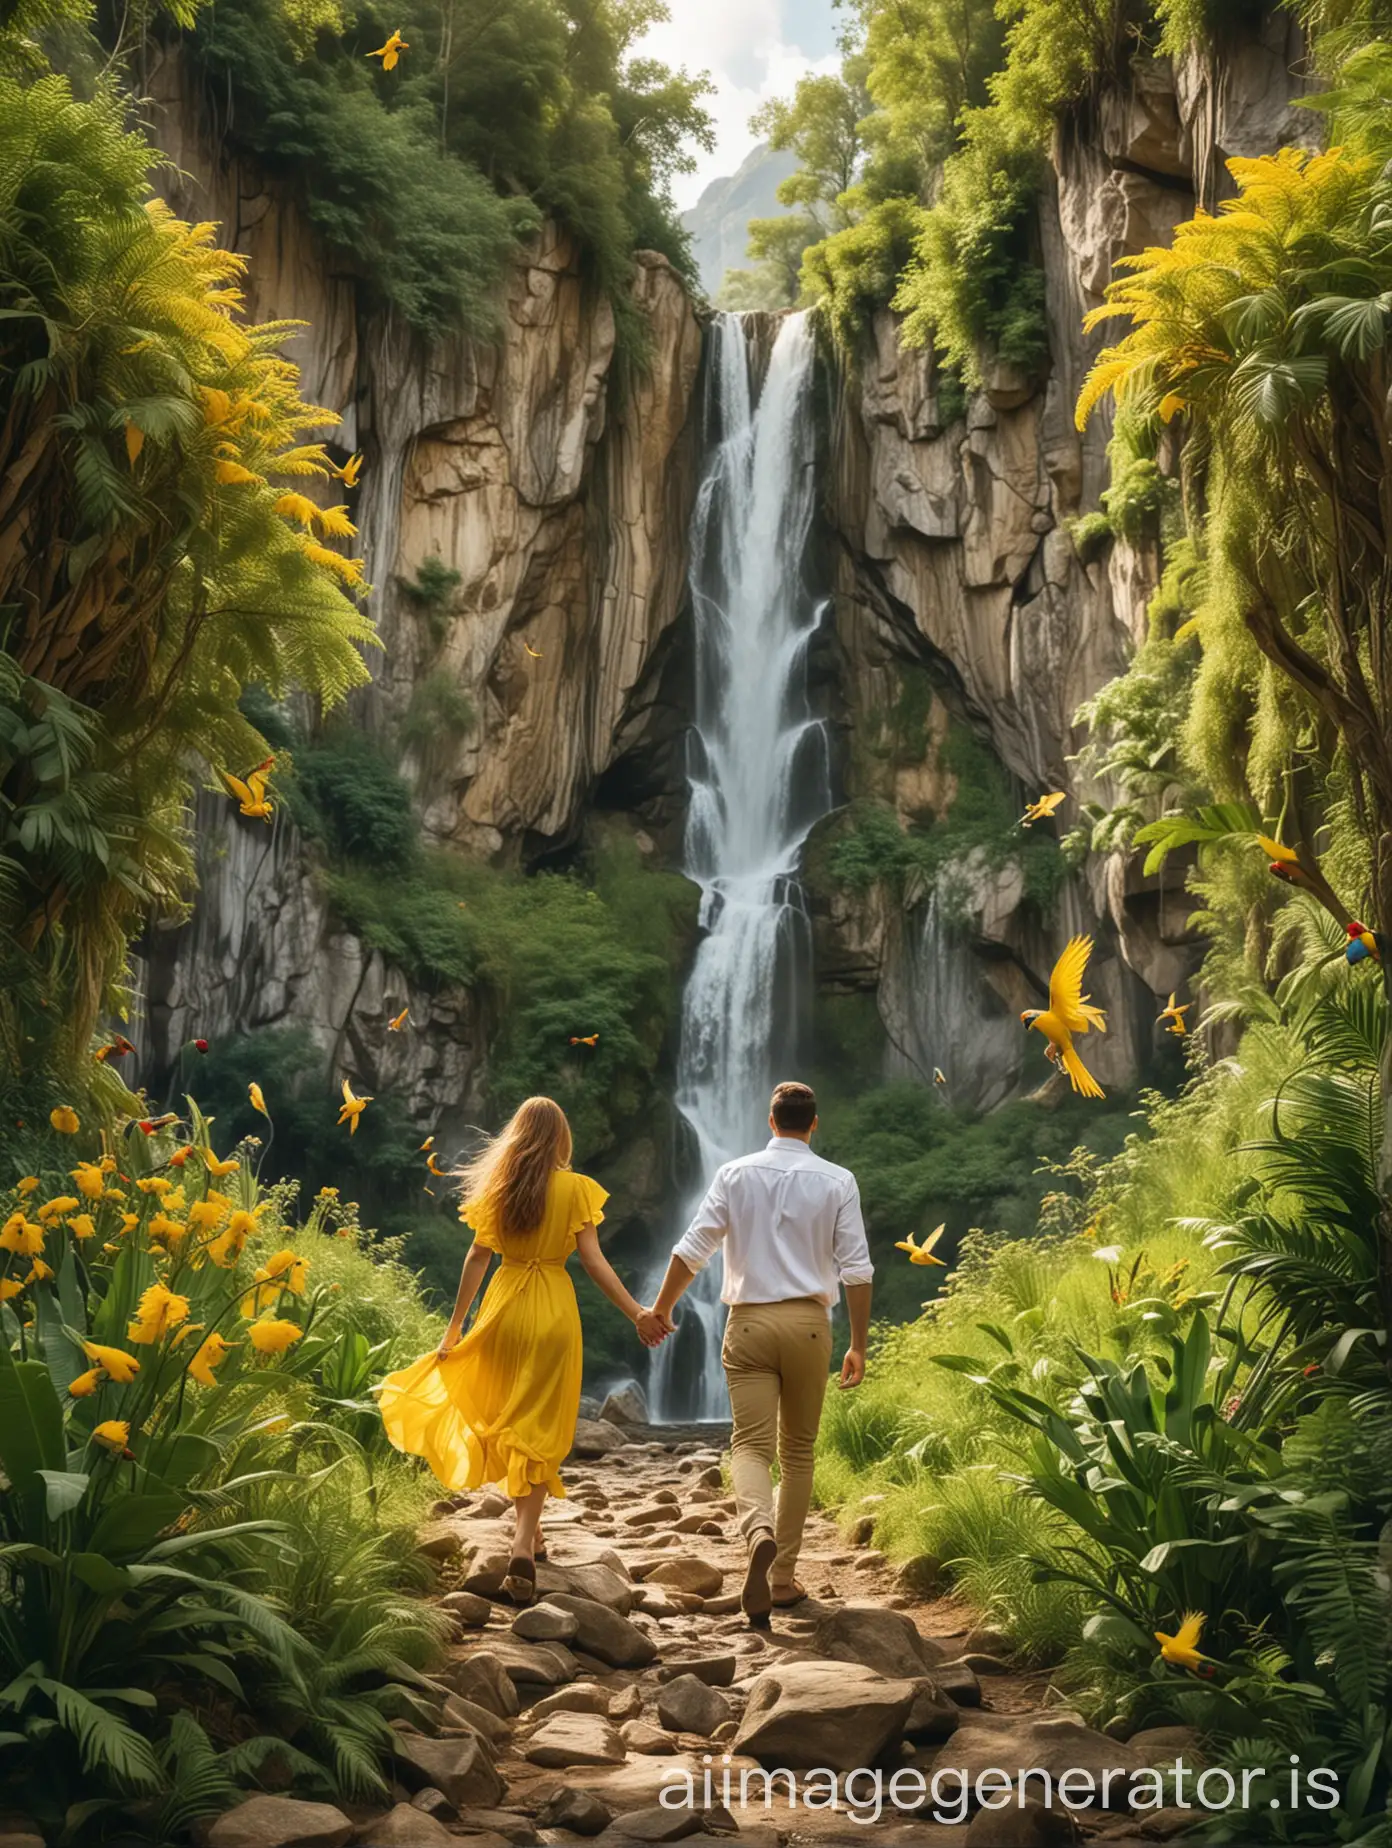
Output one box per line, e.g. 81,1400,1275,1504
721,1297,833,1583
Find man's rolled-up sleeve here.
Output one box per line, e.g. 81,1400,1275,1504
671,1167,729,1273
834,1177,874,1286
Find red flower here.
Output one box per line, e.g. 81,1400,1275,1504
194,1038,209,1053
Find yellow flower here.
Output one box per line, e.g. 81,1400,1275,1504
92,1420,130,1452
249,1082,269,1117
67,1213,96,1241
17,1177,39,1196
103,1186,126,1203
147,1212,188,1250
248,1318,303,1356
0,1279,23,1302
25,1259,54,1283
72,1162,105,1201
99,1156,116,1174
263,1247,309,1294
318,1186,339,1198
137,1176,172,1196
49,1106,80,1134
187,1331,234,1388
207,1207,261,1269
214,458,260,486
187,1197,227,1233
69,1368,102,1397
0,1217,44,1256
128,1281,190,1345
81,1342,140,1384
200,1151,240,1178
38,1195,80,1224
120,1212,139,1235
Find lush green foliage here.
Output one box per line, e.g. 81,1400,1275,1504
0,73,374,1086
819,724,1068,915
0,1100,447,1834
186,0,715,339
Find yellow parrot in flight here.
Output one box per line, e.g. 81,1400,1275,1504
896,1224,947,1267
1020,791,1066,826
1157,993,1191,1036
367,29,408,70
1022,936,1107,1098
221,758,274,822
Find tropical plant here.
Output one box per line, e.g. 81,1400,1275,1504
0,1099,446,1831
0,75,374,1071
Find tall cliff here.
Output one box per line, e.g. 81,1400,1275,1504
140,19,1311,1176
811,14,1314,1109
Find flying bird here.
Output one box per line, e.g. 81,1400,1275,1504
330,453,364,489
389,1006,410,1031
569,1034,599,1047
95,1034,136,1063
221,757,274,822
1155,1611,1210,1673
1346,921,1383,965
896,1224,947,1267
427,1152,446,1176
1022,936,1107,1099
1157,993,1191,1036
419,1135,435,1152
1020,792,1066,827
932,1067,946,1086
523,642,543,659
337,1078,372,1134
367,28,408,69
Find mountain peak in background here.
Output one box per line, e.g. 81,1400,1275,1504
681,142,799,297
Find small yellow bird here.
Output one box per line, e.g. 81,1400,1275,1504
330,453,364,489
221,757,275,823
1020,791,1066,827
896,1224,947,1267
389,1006,410,1032
1021,936,1107,1099
569,1034,599,1047
367,28,408,69
419,1135,435,1152
337,1078,372,1135
524,642,543,659
1155,1611,1208,1672
427,1152,446,1176
1157,993,1191,1036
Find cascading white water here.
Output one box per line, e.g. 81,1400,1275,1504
649,310,831,1421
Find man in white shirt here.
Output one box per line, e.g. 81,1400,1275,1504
649,1081,873,1626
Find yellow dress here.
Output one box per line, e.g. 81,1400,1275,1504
378,1169,607,1499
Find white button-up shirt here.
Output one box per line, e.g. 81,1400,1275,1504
672,1136,874,1307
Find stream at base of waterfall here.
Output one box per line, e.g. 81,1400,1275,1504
647,311,831,1423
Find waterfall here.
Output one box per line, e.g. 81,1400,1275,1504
649,310,830,1422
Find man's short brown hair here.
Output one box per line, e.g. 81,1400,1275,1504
770,1081,817,1133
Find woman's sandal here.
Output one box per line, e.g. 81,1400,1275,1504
770,1578,808,1609
503,1555,537,1606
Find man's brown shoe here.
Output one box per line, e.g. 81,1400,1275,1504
741,1529,777,1629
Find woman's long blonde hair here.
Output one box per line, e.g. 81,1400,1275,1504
459,1096,572,1235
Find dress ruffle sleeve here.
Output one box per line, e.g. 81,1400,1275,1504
569,1173,608,1233
461,1194,502,1252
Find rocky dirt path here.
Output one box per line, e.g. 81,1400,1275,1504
207,1425,1194,1848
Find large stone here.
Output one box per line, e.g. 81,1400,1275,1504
534,1788,614,1837
600,1383,649,1426
393,1731,506,1810
655,1675,732,1738
963,1800,1079,1846
207,1797,353,1848
454,1810,540,1845
540,1592,657,1668
536,1559,635,1616
484,1637,578,1687
811,1602,945,1676
603,1804,737,1842
355,1803,453,1847
732,1661,918,1773
621,1720,677,1754
571,1418,629,1459
440,1693,511,1744
945,1714,1143,1810
441,1590,494,1628
512,1601,580,1643
524,1712,628,1768
528,1682,611,1720
656,1655,736,1688
644,1557,723,1598
462,1552,510,1596
417,1522,463,1562
564,1755,758,1816
446,1652,521,1718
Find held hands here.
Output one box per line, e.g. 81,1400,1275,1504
839,1346,866,1389
436,1328,461,1362
635,1306,675,1349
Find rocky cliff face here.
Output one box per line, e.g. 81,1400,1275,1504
140,53,703,1134
814,25,1312,1109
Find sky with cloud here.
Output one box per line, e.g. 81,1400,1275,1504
639,0,840,210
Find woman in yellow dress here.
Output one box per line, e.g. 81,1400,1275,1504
378,1095,665,1603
